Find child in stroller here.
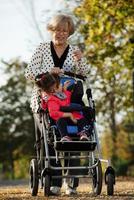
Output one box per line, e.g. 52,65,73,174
29,71,115,197
36,72,91,142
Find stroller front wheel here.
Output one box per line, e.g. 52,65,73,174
107,173,114,195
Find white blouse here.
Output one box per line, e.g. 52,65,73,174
25,42,89,113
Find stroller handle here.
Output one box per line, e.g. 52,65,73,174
63,71,86,81
35,71,86,82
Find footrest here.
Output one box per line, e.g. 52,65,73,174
54,141,97,151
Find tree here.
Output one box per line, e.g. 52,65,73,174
0,59,34,179
101,131,114,160
68,0,134,163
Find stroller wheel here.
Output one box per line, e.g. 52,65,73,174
43,174,51,197
107,173,114,195
92,160,103,195
29,159,39,196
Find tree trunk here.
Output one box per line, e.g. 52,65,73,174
109,90,117,164
110,93,117,142
8,143,15,179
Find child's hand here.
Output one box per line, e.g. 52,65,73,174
41,91,48,102
63,80,71,90
63,112,77,124
69,113,77,124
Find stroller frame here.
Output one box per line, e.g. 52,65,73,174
29,73,115,197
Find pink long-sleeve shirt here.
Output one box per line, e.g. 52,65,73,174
41,90,83,121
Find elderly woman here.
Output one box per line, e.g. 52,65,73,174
25,14,89,195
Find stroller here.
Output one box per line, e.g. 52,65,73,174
29,71,115,197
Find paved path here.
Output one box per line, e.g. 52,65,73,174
0,178,134,200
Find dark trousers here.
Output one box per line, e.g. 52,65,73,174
64,151,80,188
33,113,62,187
48,144,62,187
56,117,90,137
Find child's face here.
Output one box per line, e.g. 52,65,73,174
46,83,62,94
47,83,57,94
54,83,62,93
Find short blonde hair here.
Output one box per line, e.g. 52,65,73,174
47,14,75,36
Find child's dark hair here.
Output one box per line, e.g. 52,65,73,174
52,73,60,87
36,73,60,93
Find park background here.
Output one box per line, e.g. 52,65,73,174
0,0,133,180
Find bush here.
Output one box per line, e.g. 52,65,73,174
115,159,129,176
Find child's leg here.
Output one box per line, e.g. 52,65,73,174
77,118,90,141
56,118,73,137
77,118,90,134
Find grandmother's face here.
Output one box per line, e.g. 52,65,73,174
51,23,69,45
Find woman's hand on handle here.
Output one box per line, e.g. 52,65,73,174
50,67,64,74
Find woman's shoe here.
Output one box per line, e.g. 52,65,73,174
65,186,77,195
50,186,61,195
